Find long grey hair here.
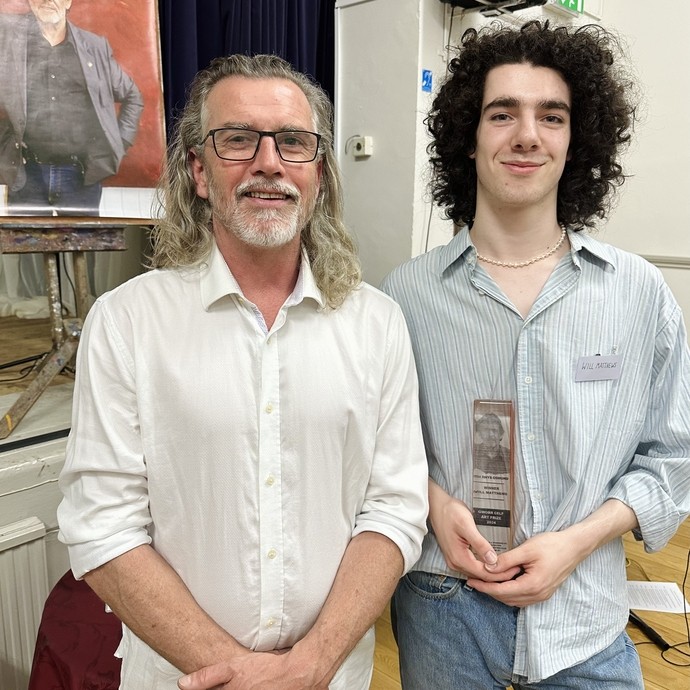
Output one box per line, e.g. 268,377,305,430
150,54,361,308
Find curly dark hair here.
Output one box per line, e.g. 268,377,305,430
428,20,638,229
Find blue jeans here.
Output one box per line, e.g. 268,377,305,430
9,160,102,216
392,571,643,690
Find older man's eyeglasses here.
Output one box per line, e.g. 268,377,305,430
202,128,321,163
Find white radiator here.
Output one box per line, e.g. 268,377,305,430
0,517,49,690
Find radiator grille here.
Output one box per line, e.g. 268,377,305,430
0,517,49,690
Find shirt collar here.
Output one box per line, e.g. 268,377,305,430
28,17,75,48
438,227,475,275
567,229,618,271
292,246,326,308
199,241,326,311
438,225,618,274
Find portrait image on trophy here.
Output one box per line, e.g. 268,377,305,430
474,412,510,475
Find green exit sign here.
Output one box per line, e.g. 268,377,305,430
555,0,584,12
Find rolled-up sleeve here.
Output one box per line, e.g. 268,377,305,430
352,304,429,572
608,297,690,552
57,299,152,579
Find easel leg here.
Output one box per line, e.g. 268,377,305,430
0,330,80,439
44,253,64,346
73,251,90,320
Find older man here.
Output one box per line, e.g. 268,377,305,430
0,0,142,215
57,54,428,690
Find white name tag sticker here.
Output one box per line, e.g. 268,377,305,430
575,355,623,382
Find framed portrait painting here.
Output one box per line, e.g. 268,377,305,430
0,0,166,219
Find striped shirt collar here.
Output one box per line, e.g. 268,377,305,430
438,225,619,275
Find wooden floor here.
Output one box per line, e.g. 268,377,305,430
2,316,689,689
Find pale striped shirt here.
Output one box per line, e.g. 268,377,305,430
381,227,690,682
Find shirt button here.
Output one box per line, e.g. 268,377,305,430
527,433,536,441
524,376,533,384
266,618,275,628
265,403,273,414
267,549,277,560
51,96,56,101
50,74,56,79
266,475,275,486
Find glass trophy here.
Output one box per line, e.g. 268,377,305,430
471,399,514,553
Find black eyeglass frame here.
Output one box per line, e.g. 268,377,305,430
201,128,322,163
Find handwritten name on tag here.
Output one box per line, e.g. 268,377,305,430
575,355,623,382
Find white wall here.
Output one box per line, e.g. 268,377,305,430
593,2,690,320
595,2,690,258
335,0,450,287
335,0,690,322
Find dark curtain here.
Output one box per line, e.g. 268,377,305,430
157,0,335,137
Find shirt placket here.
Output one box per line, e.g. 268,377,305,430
515,324,546,531
516,264,581,536
256,329,284,649
512,265,581,677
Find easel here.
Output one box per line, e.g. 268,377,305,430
0,218,147,439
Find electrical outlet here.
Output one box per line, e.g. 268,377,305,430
352,135,373,158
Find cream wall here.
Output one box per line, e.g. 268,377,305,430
335,0,690,322
335,0,446,286
594,2,690,319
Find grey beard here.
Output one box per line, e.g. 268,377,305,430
228,205,301,248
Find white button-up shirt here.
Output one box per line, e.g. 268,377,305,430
58,243,428,688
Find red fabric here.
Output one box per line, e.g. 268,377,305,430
28,571,122,690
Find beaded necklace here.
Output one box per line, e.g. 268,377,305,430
476,226,567,269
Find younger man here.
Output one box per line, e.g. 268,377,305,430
382,20,690,689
